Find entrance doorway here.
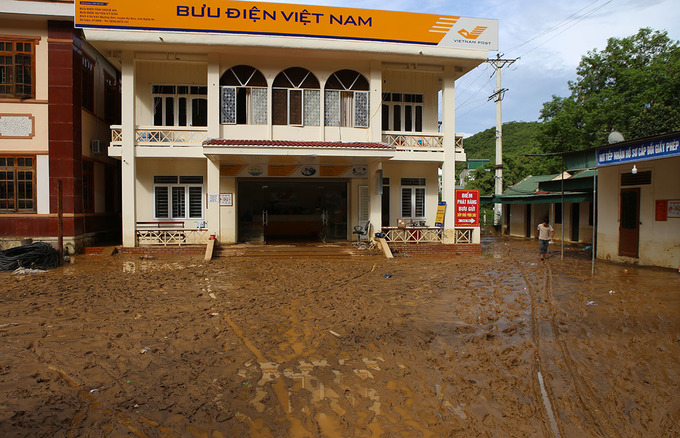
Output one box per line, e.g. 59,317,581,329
238,180,348,243
571,203,580,242
619,188,640,257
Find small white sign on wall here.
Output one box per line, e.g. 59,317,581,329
220,193,233,206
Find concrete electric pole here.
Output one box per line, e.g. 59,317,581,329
487,54,517,227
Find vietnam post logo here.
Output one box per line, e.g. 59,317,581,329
458,26,488,40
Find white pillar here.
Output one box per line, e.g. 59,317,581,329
368,160,382,237
441,65,456,243
206,54,221,241
207,54,220,139
207,157,220,239
121,51,136,247
369,60,382,143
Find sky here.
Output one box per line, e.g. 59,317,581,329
254,0,680,136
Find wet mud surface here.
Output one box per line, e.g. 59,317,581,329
1,236,678,437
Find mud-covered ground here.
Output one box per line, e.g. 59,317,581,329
0,236,678,437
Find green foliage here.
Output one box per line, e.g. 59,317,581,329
538,28,680,153
461,121,561,195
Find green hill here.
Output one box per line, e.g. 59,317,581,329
460,121,561,195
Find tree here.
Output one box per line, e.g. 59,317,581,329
538,28,680,153
460,121,561,195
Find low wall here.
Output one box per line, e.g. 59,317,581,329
388,243,482,255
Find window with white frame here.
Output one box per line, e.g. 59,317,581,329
220,65,268,125
153,175,203,219
382,93,423,132
272,67,320,126
152,85,207,127
324,69,369,128
401,178,426,218
0,156,35,213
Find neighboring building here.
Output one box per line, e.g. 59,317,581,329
75,1,497,247
0,0,121,250
459,158,490,186
595,131,680,269
496,171,595,243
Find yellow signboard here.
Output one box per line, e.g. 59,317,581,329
75,0,497,49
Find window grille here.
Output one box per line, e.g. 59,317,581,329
153,175,204,220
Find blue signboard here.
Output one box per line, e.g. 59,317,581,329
597,134,680,166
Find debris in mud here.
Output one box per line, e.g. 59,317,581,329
586,300,597,306
384,274,393,278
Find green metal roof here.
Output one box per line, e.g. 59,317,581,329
491,172,593,205
539,169,597,192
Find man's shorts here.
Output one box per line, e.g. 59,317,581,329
539,239,550,254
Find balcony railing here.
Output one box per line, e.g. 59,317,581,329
382,132,464,152
111,125,208,147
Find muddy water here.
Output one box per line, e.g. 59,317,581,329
0,236,678,437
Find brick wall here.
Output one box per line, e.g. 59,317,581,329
388,243,482,255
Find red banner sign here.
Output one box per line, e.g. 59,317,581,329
455,189,480,227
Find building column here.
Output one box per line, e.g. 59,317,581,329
441,65,456,243
368,160,382,237
206,54,221,240
120,51,136,247
369,60,382,143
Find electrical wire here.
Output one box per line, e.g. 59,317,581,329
0,242,60,272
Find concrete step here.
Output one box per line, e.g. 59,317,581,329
214,244,370,258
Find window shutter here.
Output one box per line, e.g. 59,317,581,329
303,89,320,126
220,86,236,124
155,186,169,218
251,87,268,124
359,185,369,222
415,187,425,217
172,186,185,218
324,90,340,126
401,188,412,217
354,91,369,128
188,186,203,218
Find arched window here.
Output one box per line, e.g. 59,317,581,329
272,67,320,126
324,70,369,128
220,65,267,125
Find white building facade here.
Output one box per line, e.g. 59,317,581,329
77,1,497,247
596,132,680,269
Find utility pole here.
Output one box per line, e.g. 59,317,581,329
487,54,517,227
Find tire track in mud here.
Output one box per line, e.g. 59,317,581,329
512,255,618,437
541,263,619,437
509,255,560,438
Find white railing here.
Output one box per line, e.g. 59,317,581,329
454,228,472,244
110,125,208,147
382,132,465,153
382,227,443,243
382,132,443,150
136,229,211,246
381,226,474,244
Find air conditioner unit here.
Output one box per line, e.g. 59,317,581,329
90,139,104,155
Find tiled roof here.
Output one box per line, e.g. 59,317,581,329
203,139,394,150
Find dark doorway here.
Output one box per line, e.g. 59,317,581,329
381,185,390,226
619,188,640,258
571,203,580,242
238,180,348,243
504,205,510,235
525,204,532,237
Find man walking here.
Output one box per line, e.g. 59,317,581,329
536,217,554,260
